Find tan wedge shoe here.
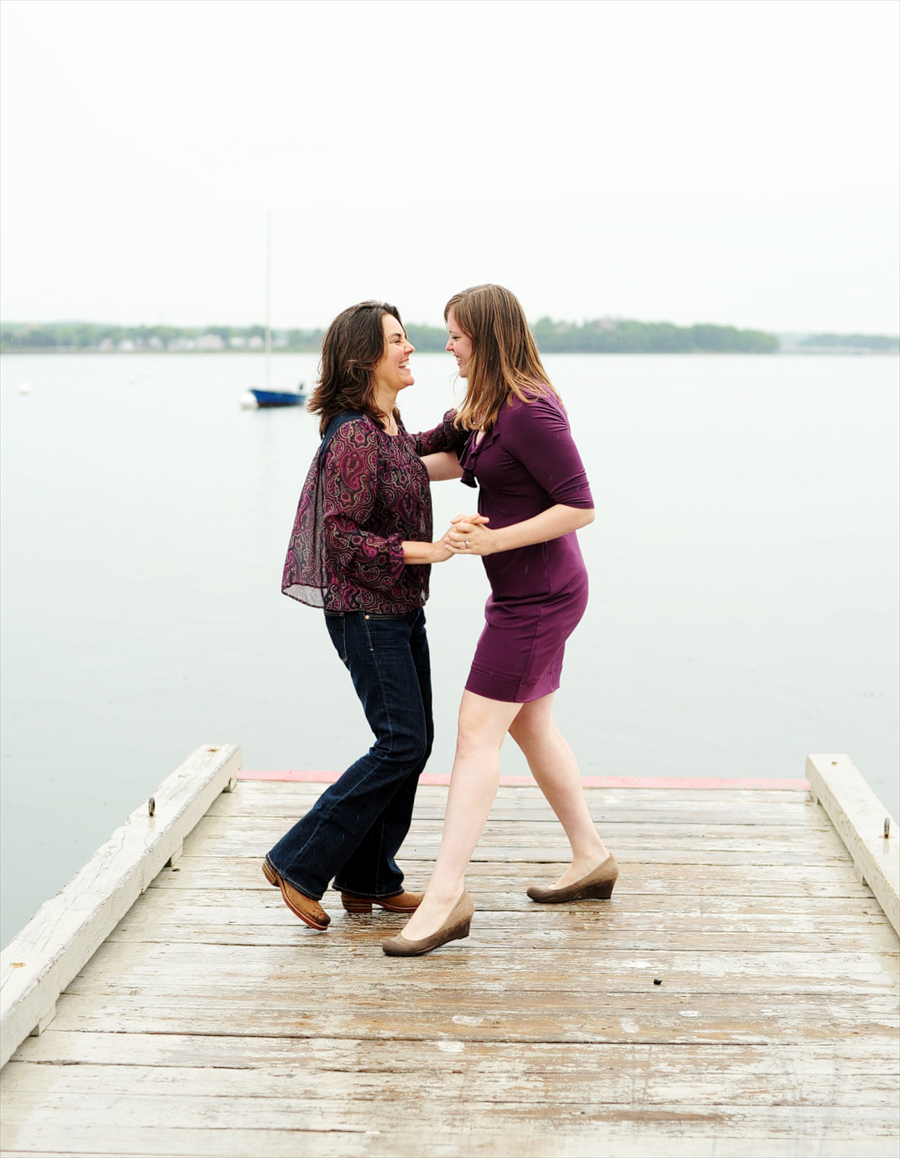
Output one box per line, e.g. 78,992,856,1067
526,854,619,903
382,891,474,957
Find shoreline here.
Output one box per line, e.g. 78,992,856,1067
2,347,897,357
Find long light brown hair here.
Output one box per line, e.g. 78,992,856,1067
445,284,560,432
308,301,402,435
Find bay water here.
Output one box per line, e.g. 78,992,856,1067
1,351,897,946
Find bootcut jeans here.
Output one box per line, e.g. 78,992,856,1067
266,608,433,901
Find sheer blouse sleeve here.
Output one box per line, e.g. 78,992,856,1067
321,422,406,592
412,409,468,458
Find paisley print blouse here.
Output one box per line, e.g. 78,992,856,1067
283,413,453,614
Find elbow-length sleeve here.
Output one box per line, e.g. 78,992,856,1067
505,396,594,508
321,423,406,593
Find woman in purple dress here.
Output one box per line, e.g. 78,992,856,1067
383,284,618,957
265,301,454,931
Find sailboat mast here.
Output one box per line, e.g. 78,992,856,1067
264,210,272,389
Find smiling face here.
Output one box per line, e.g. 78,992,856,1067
372,314,415,395
445,311,474,377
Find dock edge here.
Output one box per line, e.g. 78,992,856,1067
807,753,899,937
0,743,243,1069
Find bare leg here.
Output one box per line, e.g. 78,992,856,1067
399,690,522,941
508,692,609,889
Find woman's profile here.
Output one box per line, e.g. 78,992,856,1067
383,284,618,956
264,301,453,930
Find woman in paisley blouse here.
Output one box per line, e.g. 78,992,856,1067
263,301,454,931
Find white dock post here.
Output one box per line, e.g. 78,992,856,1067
0,744,243,1069
807,753,899,935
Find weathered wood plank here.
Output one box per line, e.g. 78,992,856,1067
210,781,821,826
3,1124,898,1158
2,1093,898,1155
0,744,242,1069
59,939,900,996
61,965,899,1002
69,938,900,981
182,815,853,861
229,781,817,804
39,989,899,1045
151,855,879,898
214,782,816,806
135,883,896,920
212,801,828,828
807,753,900,934
12,1028,896,1072
99,918,897,953
96,894,898,954
3,1056,899,1108
172,844,865,869
0,1136,895,1158
119,868,897,915
188,813,841,845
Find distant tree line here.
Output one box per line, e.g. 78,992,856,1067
533,317,779,353
798,333,899,351
0,322,326,353
382,319,784,354
3,318,895,356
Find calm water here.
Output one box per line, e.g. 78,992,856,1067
1,352,898,946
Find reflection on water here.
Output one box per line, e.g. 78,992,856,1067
1,351,897,945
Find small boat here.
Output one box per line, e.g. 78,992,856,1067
241,212,308,411
249,387,305,408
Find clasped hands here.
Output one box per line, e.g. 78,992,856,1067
437,513,494,558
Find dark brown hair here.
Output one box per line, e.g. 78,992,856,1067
444,284,560,432
308,300,403,435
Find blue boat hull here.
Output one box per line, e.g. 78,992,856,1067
251,389,305,408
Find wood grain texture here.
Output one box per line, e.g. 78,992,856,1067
807,753,899,934
0,744,242,1068
2,769,898,1157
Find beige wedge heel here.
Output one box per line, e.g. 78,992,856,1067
526,854,619,903
382,891,474,957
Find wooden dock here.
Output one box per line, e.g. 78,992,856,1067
1,748,898,1157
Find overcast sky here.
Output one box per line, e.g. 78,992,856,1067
1,0,897,332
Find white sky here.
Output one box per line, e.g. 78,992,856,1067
1,0,897,331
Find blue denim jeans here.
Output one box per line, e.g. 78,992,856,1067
266,608,433,900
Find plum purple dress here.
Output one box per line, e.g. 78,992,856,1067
417,391,594,703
